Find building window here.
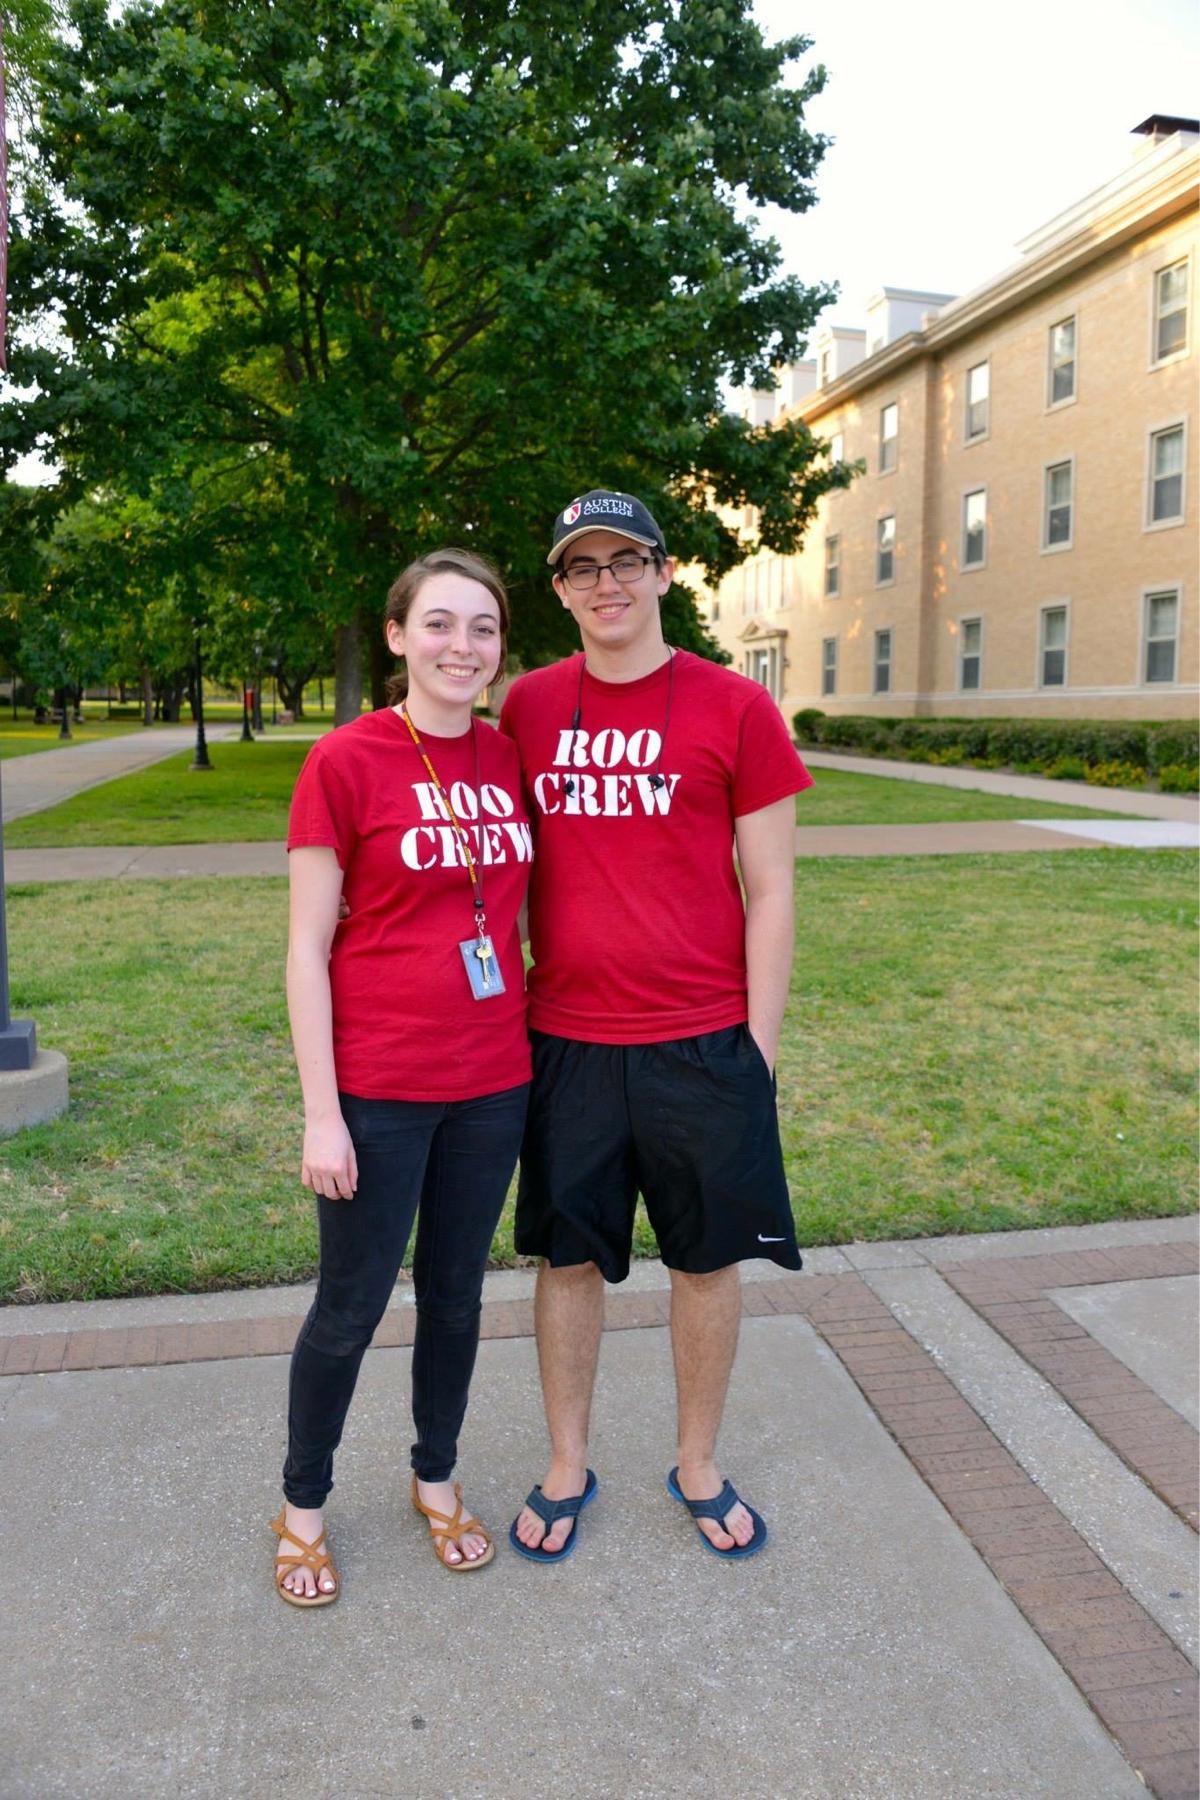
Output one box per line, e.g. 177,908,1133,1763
829,431,844,464
960,618,982,691
873,629,892,695
965,362,989,439
1048,318,1076,405
1039,606,1068,687
1043,460,1073,549
1144,589,1179,683
1149,424,1185,524
1154,261,1188,363
819,347,832,386
821,637,837,697
710,596,721,624
879,402,898,473
824,534,840,597
876,514,895,584
962,489,987,568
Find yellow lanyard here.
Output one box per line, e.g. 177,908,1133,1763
399,706,487,935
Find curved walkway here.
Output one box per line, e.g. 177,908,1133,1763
0,723,242,823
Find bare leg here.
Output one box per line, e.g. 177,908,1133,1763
669,1265,756,1550
513,1260,605,1553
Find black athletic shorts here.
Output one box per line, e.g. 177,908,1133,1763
515,1024,802,1283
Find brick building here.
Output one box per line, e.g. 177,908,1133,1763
700,118,1198,722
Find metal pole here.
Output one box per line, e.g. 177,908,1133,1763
0,759,36,1068
239,680,254,742
189,630,212,770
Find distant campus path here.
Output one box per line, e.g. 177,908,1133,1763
1,731,1196,880
0,723,243,823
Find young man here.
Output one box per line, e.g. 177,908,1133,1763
500,488,811,1561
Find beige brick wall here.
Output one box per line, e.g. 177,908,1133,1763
703,196,1197,724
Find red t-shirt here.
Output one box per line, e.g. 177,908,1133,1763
287,709,532,1100
500,651,811,1043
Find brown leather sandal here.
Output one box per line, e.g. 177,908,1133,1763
410,1475,495,1571
270,1506,340,1608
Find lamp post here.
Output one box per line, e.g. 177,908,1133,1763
0,762,35,1071
189,627,213,771
240,680,254,742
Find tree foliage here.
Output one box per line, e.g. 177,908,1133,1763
4,0,849,713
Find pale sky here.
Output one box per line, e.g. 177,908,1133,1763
753,0,1199,331
9,0,1198,481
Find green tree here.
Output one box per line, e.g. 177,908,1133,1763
6,0,851,718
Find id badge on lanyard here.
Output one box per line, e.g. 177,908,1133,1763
400,708,508,1003
459,932,506,1000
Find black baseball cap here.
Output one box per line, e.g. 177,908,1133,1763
548,489,667,565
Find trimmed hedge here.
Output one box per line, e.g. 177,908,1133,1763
793,712,1200,786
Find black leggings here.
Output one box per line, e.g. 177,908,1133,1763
282,1083,529,1508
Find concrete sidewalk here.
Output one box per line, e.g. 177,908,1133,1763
2,1216,1196,1799
0,723,243,823
6,814,1198,883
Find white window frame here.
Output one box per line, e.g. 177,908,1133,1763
824,533,841,598
879,402,898,475
875,513,896,587
1046,315,1077,410
1144,419,1187,530
965,360,990,442
829,430,844,464
1150,257,1190,369
962,487,987,570
1041,456,1075,554
873,627,893,696
958,615,984,693
818,347,832,387
1139,584,1182,686
821,635,837,698
1037,603,1070,690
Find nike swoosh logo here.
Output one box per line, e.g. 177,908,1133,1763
757,1234,786,1243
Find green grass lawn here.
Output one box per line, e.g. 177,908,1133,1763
794,769,1120,828
6,746,1127,847
0,718,148,759
2,851,1194,1302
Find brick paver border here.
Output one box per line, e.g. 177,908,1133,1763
940,1242,1199,1531
3,1261,1197,1796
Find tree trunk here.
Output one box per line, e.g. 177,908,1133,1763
141,668,154,727
368,618,389,712
158,681,185,723
277,670,309,718
333,620,363,725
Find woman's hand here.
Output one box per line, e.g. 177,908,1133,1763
301,1114,358,1201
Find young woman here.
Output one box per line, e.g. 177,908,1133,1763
272,548,532,1606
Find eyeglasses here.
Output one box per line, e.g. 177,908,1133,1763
560,553,655,591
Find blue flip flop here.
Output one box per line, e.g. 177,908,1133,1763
508,1469,599,1563
666,1466,768,1559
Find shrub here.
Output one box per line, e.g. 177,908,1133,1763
1149,725,1200,773
1158,763,1200,794
1043,756,1088,781
792,708,826,742
1083,761,1149,788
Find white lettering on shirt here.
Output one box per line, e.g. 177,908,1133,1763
398,784,531,870
552,727,661,770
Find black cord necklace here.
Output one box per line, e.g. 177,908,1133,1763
564,647,676,797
